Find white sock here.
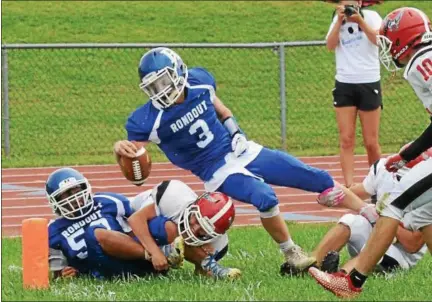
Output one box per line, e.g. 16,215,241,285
279,238,296,253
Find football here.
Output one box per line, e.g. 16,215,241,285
118,141,152,186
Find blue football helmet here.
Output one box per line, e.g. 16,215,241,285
138,47,188,109
45,168,94,220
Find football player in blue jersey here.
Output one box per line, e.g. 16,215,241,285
46,167,184,279
113,47,367,274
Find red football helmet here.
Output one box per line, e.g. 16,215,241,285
178,192,235,246
377,7,432,71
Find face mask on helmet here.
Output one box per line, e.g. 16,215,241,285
377,35,402,72
46,168,94,220
138,48,188,109
177,192,235,246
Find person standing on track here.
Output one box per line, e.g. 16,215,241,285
326,0,383,188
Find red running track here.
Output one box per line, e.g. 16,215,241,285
1,155,372,237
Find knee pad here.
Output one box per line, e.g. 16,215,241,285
317,184,345,207
338,214,368,231
340,214,372,251
259,205,280,218
250,184,279,212
148,216,171,246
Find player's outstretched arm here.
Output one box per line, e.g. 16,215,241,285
386,122,432,172
349,183,373,201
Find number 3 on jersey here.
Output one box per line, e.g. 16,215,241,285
189,119,214,148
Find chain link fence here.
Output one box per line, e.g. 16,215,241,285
1,43,429,166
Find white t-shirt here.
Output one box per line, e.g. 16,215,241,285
326,10,383,83
403,45,432,116
361,159,427,267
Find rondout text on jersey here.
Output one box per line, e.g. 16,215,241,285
170,100,208,133
61,210,103,238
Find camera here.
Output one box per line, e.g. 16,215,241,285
344,5,358,17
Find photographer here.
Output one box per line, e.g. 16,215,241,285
326,0,383,188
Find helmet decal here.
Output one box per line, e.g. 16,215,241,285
386,9,405,32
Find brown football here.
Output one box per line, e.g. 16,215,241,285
118,141,152,186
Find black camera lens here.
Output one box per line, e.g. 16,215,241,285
344,5,357,17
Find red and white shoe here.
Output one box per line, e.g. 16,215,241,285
308,267,362,299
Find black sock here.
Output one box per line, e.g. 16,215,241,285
349,268,367,288
379,255,400,272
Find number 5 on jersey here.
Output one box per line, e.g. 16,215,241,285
65,218,111,259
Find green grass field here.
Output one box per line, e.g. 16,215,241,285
3,224,432,301
2,1,432,167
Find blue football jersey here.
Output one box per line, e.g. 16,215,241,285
48,192,133,272
126,67,232,181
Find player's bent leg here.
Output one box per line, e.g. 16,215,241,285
219,174,316,273
342,216,400,276
311,215,352,269
219,174,288,242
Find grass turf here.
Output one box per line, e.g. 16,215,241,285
2,224,432,301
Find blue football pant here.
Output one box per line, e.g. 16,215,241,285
218,147,334,212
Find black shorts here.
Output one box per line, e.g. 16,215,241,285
332,80,383,111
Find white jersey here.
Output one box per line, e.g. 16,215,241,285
403,45,432,116
362,159,428,267
326,9,383,83
362,158,400,201
130,180,198,224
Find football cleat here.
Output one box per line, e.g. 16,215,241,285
308,267,362,299
282,246,317,275
321,251,340,273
